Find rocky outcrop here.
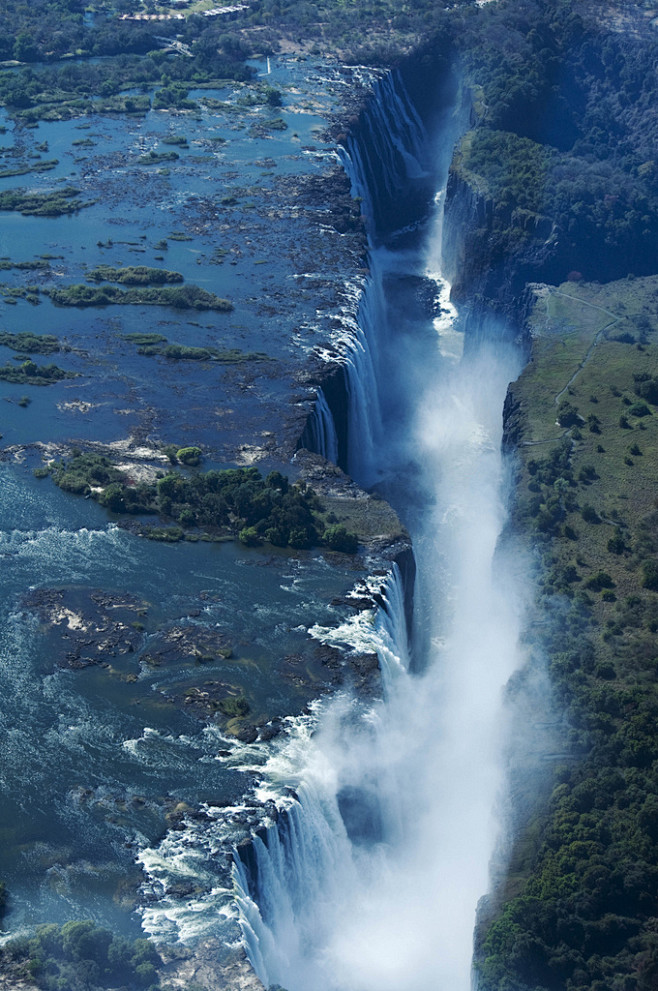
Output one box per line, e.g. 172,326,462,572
443,166,559,325
159,931,265,990
296,448,415,633
501,381,526,452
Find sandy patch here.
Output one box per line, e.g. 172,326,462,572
53,608,87,631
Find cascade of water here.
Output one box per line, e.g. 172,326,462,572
338,70,439,485
308,566,411,690
233,568,412,987
235,71,526,991
343,282,387,485
301,388,340,464
342,70,429,236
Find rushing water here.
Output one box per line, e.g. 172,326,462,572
235,72,527,990
0,463,371,939
0,57,384,947
0,52,527,985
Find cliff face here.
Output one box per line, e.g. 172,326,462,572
442,163,560,327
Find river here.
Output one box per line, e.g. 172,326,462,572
0,56,385,955
1,55,529,990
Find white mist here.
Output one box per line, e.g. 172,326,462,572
235,77,527,991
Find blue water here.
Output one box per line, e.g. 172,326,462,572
0,58,371,943
0,460,364,935
0,58,348,453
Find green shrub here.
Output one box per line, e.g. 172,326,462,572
239,526,262,546
557,401,580,427
578,464,597,483
642,560,658,591
581,504,599,523
634,377,658,404
219,695,249,717
175,446,202,466
584,571,614,592
288,526,315,549
323,524,359,554
607,532,626,554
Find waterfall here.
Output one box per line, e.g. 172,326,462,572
234,69,527,991
341,70,431,240
344,284,386,486
300,388,340,464
308,566,411,690
233,568,414,989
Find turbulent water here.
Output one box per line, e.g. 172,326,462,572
0,468,367,938
235,73,527,990
0,56,381,950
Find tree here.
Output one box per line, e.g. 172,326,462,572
323,524,358,553
13,33,38,62
176,446,202,466
557,401,581,427
98,483,126,513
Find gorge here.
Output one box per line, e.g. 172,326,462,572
233,67,530,991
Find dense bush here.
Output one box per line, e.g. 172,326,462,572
323,524,359,553
455,0,658,282
0,331,63,354
47,283,233,312
87,266,184,286
0,186,93,216
1,920,161,991
0,360,75,385
41,454,359,554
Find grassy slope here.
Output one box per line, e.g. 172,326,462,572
477,278,658,990
514,276,658,639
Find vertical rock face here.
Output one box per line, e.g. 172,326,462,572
304,62,462,474
441,169,493,296
442,163,557,347
343,70,437,240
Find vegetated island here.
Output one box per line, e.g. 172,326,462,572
0,359,75,385
35,448,360,553
0,331,66,353
0,265,235,313
0,186,94,216
121,332,269,363
86,265,184,286
45,283,233,311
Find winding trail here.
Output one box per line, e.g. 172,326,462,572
551,288,623,406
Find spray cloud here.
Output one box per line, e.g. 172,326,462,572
235,72,529,991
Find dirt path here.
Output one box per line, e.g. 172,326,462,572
551,288,623,406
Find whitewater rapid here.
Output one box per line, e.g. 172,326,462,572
233,71,527,991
